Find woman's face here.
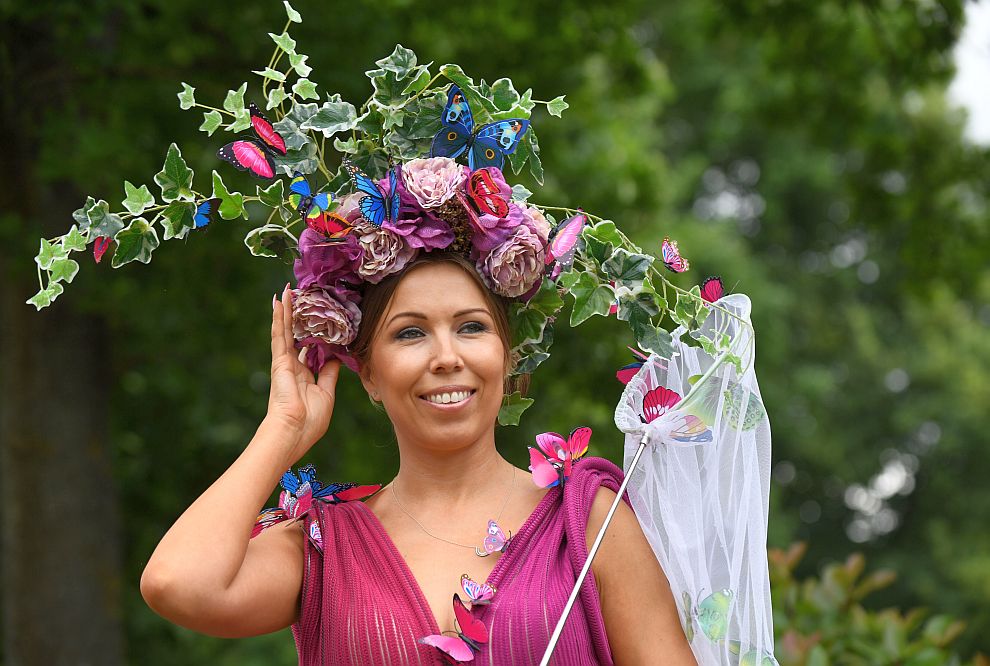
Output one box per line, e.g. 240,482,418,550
360,262,507,451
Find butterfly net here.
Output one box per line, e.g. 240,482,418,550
613,294,775,664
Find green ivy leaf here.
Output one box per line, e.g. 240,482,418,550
672,288,706,330
272,141,320,177
49,258,80,283
62,225,87,253
85,199,125,238
244,224,298,263
526,130,544,185
35,238,65,270
288,53,311,78
438,64,498,114
333,136,360,154
603,248,653,284
257,180,285,209
292,78,319,100
570,272,614,326
514,351,551,375
199,110,223,136
636,323,674,358
509,303,548,347
517,88,535,114
72,196,97,230
585,220,623,246
226,107,252,132
122,181,155,215
497,391,535,426
527,278,565,316
370,71,409,109
283,0,301,23
211,171,246,220
177,82,196,110
374,44,418,79
274,102,318,151
617,290,661,322
154,143,194,202
111,218,160,268
583,235,612,265
26,283,64,311
161,201,195,240
401,67,432,95
491,78,520,111
511,184,533,202
558,269,580,289
547,95,569,117
301,99,358,137
253,67,286,83
266,86,288,111
222,82,247,113
269,32,296,55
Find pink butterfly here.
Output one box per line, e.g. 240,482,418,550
528,427,592,488
661,236,690,273
418,594,489,663
545,212,586,280
460,574,496,605
475,519,511,557
700,275,724,303
642,386,682,423
616,346,651,385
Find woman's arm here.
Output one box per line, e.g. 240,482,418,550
589,488,698,665
140,287,340,637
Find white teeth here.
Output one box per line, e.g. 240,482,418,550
425,390,471,405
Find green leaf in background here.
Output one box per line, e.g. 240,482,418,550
438,64,498,114
273,141,319,177
274,102,318,151
570,272,614,325
252,67,286,83
72,196,97,230
62,225,87,253
268,32,296,55
199,110,222,136
527,278,565,316
177,82,195,110
111,218,160,268
225,107,251,132
635,321,674,358
511,184,533,202
244,224,298,263
301,98,358,137
153,143,194,202
585,220,623,246
26,282,63,311
283,0,301,23
616,290,661,322
547,95,569,117
49,258,80,284
374,44,418,80
222,82,247,113
291,78,319,100
401,67,432,95
266,86,288,111
257,180,285,209
558,269,580,290
497,391,535,426
491,78,520,111
509,303,548,347
603,248,653,285
160,201,195,240
85,199,125,238
526,130,543,185
672,287,705,330
584,234,612,265
122,181,155,215
35,238,65,270
370,70,409,109
288,53,311,77
517,88,535,114
210,171,246,220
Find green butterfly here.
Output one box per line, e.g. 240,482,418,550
722,381,765,431
729,641,778,666
682,588,733,642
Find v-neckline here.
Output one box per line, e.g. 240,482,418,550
356,484,560,636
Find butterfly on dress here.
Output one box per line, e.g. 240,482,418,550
545,212,586,280
430,84,530,171
217,103,288,180
343,160,401,227
418,594,489,663
660,236,690,273
193,198,221,229
288,173,353,241
460,574,496,606
528,426,592,489
474,519,511,557
700,275,724,303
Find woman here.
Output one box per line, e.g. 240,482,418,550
140,253,697,664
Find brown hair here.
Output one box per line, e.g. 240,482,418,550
351,252,515,377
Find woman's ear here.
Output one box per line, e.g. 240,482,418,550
358,362,379,402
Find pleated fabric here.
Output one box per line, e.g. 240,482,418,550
291,457,625,665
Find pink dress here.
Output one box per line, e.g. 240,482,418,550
291,457,626,665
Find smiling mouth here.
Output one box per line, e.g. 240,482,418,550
420,389,476,405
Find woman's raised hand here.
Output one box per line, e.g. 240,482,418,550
266,284,340,464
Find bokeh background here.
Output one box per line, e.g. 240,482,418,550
2,0,989,663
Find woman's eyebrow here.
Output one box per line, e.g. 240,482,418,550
386,308,490,326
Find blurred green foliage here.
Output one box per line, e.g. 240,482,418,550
3,0,990,661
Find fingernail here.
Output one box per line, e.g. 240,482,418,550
284,282,291,293
273,293,278,309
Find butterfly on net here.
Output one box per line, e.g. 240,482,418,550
660,236,690,273
460,574,496,606
288,172,353,242
700,275,724,303
342,160,401,227
545,212,586,280
430,84,530,171
418,594,489,663
640,384,714,444
527,426,592,489
217,103,288,180
681,588,733,643
475,519,511,557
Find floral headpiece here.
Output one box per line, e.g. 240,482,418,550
28,2,741,425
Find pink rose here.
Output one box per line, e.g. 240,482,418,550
477,224,546,298
519,203,551,244
353,220,418,283
400,157,466,209
291,285,362,347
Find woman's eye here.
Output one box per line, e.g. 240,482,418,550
460,321,488,334
396,327,424,340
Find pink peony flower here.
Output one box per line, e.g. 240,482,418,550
294,337,360,375
353,220,418,283
400,157,466,209
519,202,551,244
477,224,546,298
464,198,528,255
294,228,363,289
291,285,362,347
333,192,365,224
382,175,454,250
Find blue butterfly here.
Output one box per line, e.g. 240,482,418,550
430,84,530,171
288,172,332,221
343,160,401,227
193,198,221,229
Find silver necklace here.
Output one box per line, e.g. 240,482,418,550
391,466,516,557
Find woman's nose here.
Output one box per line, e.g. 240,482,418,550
429,332,464,373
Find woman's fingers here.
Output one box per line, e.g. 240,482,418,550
316,359,341,399
271,292,285,359
282,284,295,356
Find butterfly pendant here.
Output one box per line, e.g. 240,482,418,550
527,426,592,489
418,594,489,663
193,198,221,229
430,85,530,171
217,103,288,180
475,519,511,557
460,574,496,606
700,275,724,303
343,160,401,227
545,212,586,280
660,236,690,273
